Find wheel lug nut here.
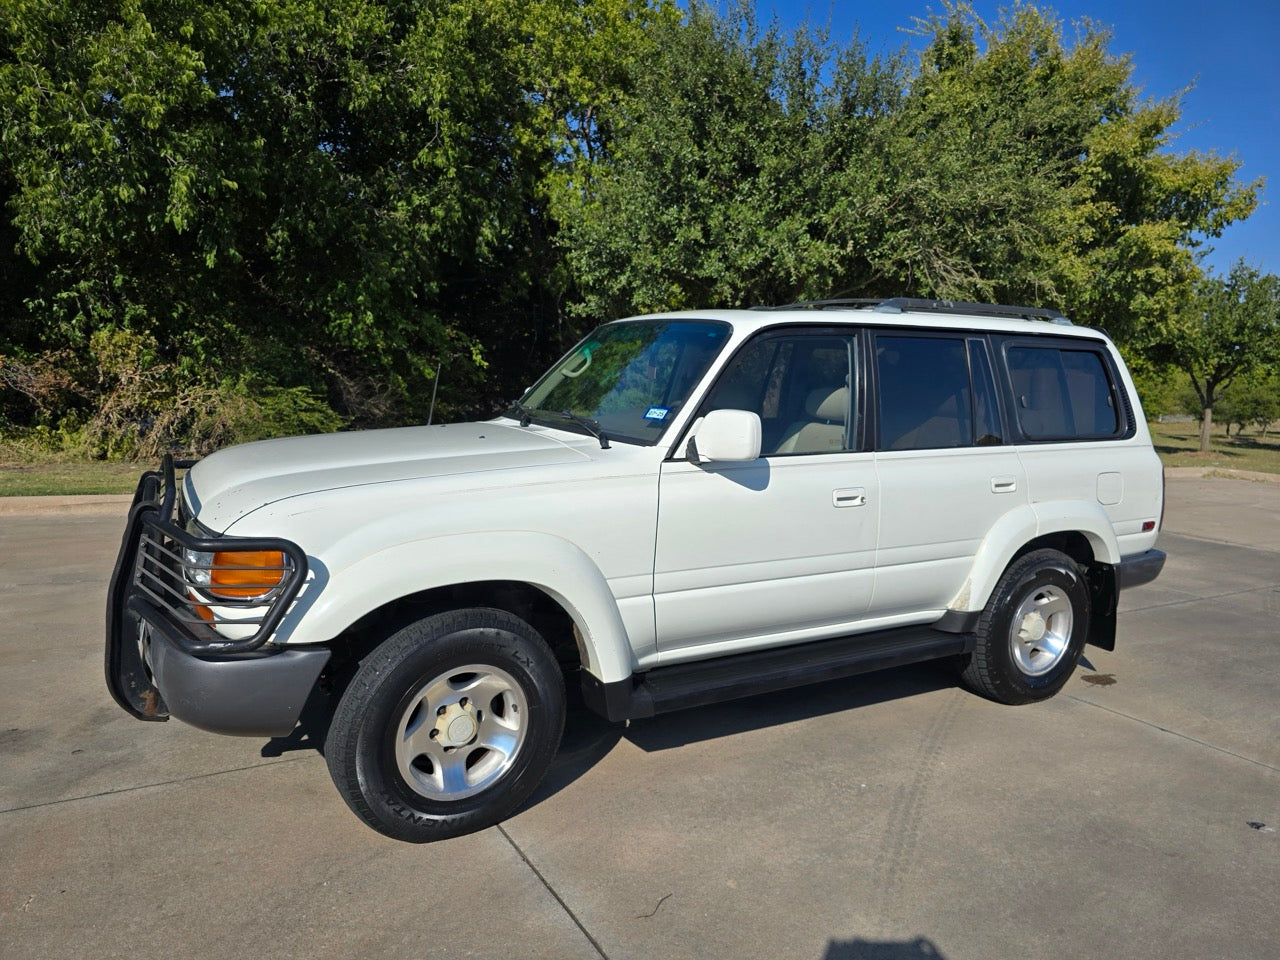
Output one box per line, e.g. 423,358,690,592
428,729,438,739
460,697,469,708
437,706,447,716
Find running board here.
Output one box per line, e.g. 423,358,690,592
580,626,974,722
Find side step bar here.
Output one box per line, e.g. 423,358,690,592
581,626,974,722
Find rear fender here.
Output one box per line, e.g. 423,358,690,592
949,501,1121,614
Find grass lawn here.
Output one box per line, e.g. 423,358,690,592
1150,419,1280,475
0,447,141,496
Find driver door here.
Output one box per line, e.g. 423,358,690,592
652,330,878,659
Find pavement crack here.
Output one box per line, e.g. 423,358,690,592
635,892,672,919
1163,529,1280,555
1122,583,1279,615
497,824,609,960
0,754,320,815
1067,696,1280,773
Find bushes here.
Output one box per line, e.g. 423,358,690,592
0,329,343,460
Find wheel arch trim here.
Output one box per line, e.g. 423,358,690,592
278,531,636,683
948,501,1121,614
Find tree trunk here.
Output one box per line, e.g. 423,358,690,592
1200,406,1213,452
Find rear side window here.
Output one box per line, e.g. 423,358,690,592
875,336,972,450
1005,345,1121,440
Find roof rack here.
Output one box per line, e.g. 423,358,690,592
749,298,883,312
754,296,1071,325
875,298,1071,324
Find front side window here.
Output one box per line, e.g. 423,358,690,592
702,332,855,456
520,320,730,444
1005,345,1121,440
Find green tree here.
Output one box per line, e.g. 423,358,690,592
0,0,668,448
1215,371,1280,439
1155,262,1280,451
856,4,1258,337
556,3,906,318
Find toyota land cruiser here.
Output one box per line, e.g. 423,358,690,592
106,298,1166,841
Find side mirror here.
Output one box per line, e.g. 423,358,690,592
686,409,762,463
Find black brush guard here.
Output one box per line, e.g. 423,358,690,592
105,455,308,722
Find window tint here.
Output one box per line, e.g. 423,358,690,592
704,334,854,455
876,336,971,450
1006,346,1120,439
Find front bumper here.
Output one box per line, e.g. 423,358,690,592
105,456,324,737
141,610,329,736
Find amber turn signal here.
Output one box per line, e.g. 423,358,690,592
207,550,287,599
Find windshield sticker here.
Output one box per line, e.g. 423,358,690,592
643,406,670,421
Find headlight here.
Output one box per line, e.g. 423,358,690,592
183,542,288,624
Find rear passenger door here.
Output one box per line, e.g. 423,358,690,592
870,331,1028,618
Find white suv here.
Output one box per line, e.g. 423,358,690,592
106,298,1165,842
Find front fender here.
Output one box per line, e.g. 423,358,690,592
274,531,638,684
950,500,1121,613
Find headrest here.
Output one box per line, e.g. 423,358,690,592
805,386,847,422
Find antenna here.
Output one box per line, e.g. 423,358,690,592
427,361,442,426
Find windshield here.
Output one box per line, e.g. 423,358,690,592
517,320,731,444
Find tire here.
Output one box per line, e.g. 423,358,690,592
959,548,1090,705
324,608,565,842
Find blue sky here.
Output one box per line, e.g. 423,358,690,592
752,0,1278,278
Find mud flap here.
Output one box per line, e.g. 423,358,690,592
1086,561,1117,651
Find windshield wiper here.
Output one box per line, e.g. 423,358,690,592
507,399,534,427
558,410,611,449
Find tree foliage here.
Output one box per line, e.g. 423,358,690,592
0,0,1268,457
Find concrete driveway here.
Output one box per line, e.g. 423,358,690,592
1,476,1276,960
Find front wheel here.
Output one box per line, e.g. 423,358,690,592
325,608,565,842
959,548,1090,705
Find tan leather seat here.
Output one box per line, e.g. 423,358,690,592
773,386,848,454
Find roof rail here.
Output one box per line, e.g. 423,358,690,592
754,296,1071,325
749,298,882,312
875,298,1071,324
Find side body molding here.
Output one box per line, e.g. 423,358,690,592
948,500,1122,614
278,531,638,685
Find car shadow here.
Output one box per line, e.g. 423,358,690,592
521,661,959,811
260,661,964,811
823,936,948,959
260,685,335,758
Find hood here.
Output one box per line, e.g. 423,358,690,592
185,421,590,531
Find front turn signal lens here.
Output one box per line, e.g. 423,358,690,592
207,550,287,599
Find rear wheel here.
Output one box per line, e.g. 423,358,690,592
325,608,565,842
960,548,1090,704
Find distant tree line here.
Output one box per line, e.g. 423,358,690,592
0,0,1273,457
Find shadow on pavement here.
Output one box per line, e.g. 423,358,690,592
259,685,334,758
258,661,960,810
623,662,958,752
521,661,958,811
823,937,947,959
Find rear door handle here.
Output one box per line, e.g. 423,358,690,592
991,476,1017,494
833,487,867,507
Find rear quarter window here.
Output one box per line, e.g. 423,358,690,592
1004,343,1125,440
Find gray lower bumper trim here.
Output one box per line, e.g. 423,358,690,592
148,631,330,738
1117,549,1166,591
